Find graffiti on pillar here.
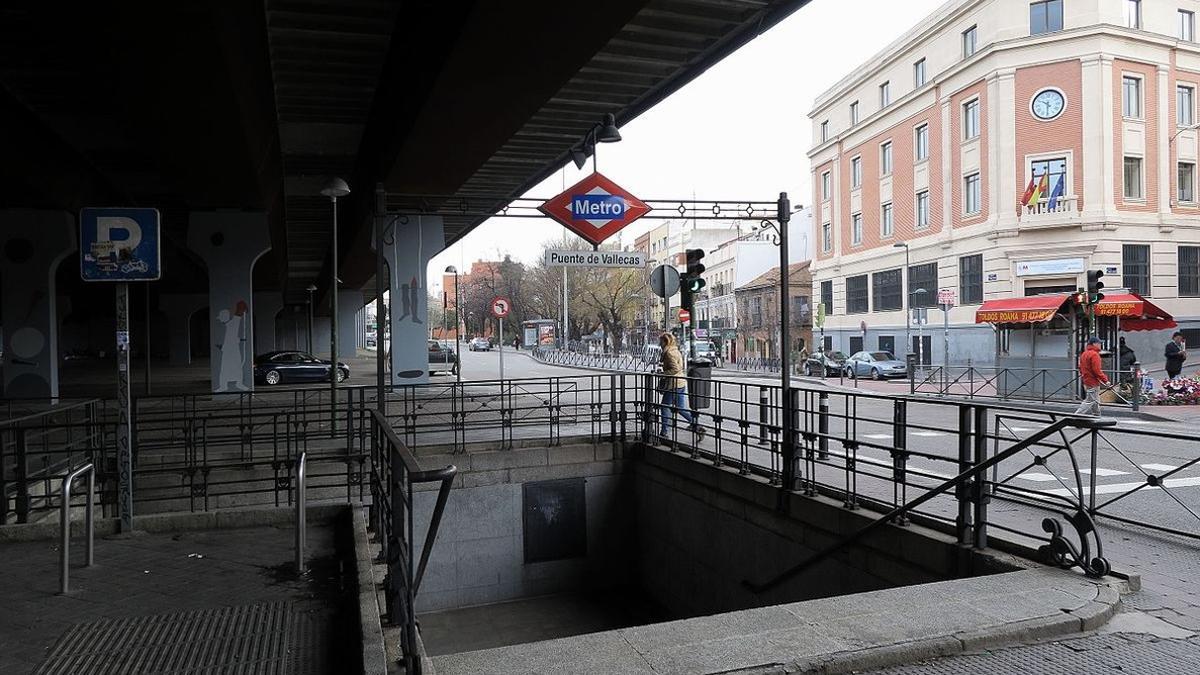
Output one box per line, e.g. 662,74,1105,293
215,300,250,392
395,276,423,324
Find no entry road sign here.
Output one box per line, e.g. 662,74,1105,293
491,296,512,318
80,207,161,281
538,172,651,247
678,309,691,323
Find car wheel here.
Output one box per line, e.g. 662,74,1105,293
871,368,882,381
843,367,853,378
337,369,348,383
265,370,281,385
804,364,812,377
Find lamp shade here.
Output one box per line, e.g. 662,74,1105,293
597,113,621,143
320,177,351,198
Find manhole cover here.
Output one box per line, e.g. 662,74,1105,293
34,600,325,674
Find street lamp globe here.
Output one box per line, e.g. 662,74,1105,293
319,177,350,199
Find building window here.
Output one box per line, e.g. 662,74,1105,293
822,222,832,252
751,296,763,327
1029,0,1063,35
915,123,929,161
1124,156,1144,199
962,25,977,58
881,202,894,237
1028,157,1067,201
873,269,903,311
851,213,863,245
959,254,983,304
880,141,893,175
963,98,980,140
914,58,927,87
916,190,930,228
850,100,860,125
880,81,891,107
821,120,829,142
908,262,938,308
791,295,811,323
1180,246,1200,296
821,280,834,315
1123,76,1142,118
1123,244,1150,295
1180,162,1195,203
964,172,982,214
851,156,862,188
1125,0,1141,29
821,171,831,200
1179,85,1194,126
1182,10,1196,41
846,275,869,314
878,335,895,354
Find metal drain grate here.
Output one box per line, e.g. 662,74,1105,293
34,600,324,675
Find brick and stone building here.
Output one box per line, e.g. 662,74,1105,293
734,261,813,362
809,0,1200,365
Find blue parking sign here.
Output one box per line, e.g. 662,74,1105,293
80,207,161,281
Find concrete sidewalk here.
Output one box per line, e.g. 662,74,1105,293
0,521,352,674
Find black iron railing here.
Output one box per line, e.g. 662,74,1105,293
911,363,1146,409
367,409,455,675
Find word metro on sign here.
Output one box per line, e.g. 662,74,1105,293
539,172,651,247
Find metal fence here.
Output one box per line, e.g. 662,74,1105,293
1,399,107,524
911,364,1145,408
532,346,656,372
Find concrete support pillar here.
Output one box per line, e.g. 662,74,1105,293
187,212,270,393
335,289,361,359
161,294,207,365
380,215,443,384
252,292,284,356
0,210,76,398
312,317,332,357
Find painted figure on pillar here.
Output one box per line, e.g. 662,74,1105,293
215,300,249,392
396,276,422,324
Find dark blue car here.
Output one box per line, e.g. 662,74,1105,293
254,351,348,385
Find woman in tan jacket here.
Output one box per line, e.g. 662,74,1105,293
658,333,705,438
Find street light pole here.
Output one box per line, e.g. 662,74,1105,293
306,284,316,353
321,177,351,436
776,192,797,495
894,242,910,358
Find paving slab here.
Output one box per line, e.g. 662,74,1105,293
430,567,1122,674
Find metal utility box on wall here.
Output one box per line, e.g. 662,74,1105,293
523,478,587,564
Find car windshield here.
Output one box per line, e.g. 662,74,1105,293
871,352,894,361
822,351,848,360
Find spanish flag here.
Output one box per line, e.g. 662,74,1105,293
1024,173,1049,207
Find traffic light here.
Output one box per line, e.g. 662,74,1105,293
680,248,707,314
1086,269,1105,304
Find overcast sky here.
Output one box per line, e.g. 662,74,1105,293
428,0,947,293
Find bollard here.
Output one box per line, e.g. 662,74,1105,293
818,391,830,459
758,386,769,445
1131,361,1141,411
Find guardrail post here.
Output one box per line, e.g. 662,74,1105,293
972,406,989,549
642,374,653,443
892,399,908,525
295,451,307,576
955,405,974,546
785,388,801,492
1131,361,1141,411
906,354,916,395
817,391,829,460
16,429,30,524
59,464,95,595
757,387,769,445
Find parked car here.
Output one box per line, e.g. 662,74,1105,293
843,351,908,380
254,351,348,385
690,340,718,362
468,337,491,352
804,350,848,376
428,340,459,375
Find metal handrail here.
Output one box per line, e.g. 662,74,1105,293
59,462,96,595
295,450,307,575
744,416,1116,594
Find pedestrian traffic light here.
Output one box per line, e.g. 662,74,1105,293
1086,269,1105,303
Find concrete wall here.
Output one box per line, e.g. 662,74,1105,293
633,445,1013,619
411,442,635,612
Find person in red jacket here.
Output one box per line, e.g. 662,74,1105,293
1075,336,1109,416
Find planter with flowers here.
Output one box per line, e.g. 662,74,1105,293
1149,374,1200,405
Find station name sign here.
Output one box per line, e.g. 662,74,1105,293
545,249,646,268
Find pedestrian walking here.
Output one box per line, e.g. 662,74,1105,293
1165,332,1187,380
1118,337,1137,385
658,333,705,439
1075,336,1108,416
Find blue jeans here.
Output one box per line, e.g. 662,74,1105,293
659,387,696,436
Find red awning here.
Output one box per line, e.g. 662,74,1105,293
975,294,1070,324
1095,293,1177,331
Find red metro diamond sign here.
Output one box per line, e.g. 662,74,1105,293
538,172,651,247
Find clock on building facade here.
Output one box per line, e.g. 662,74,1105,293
1031,88,1065,120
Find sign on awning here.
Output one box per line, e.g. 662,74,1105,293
975,294,1069,324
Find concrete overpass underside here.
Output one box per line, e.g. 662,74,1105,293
0,0,809,397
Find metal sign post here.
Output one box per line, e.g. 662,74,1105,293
80,207,160,534
115,283,133,532
491,296,511,381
